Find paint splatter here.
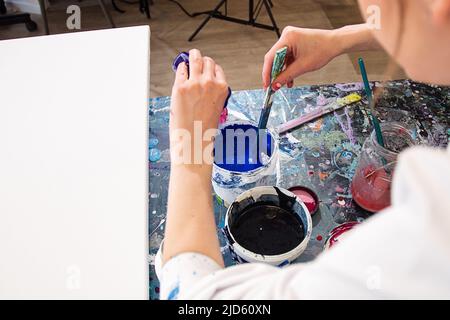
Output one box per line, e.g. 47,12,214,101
318,172,328,182
167,285,179,300
149,148,162,162
317,94,328,106
335,82,365,92
300,131,347,150
149,138,159,149
334,109,356,144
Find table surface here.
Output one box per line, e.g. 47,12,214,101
149,79,449,300
0,26,150,299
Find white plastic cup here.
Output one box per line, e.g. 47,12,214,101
223,186,312,267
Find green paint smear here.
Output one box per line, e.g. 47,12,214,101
299,131,348,150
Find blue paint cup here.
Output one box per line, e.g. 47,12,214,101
212,120,279,207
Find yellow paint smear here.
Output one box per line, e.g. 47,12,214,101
337,93,362,106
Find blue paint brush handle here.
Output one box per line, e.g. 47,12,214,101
358,57,385,147
258,87,275,129
358,58,373,103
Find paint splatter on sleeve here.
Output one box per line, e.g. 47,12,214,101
159,253,223,300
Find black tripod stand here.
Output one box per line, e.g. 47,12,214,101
188,0,280,42
0,0,37,31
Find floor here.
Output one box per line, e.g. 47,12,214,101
0,0,405,97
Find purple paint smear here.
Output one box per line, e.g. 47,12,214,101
334,108,356,144
335,82,365,92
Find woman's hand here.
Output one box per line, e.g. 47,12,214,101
262,24,380,91
170,49,228,134
262,27,341,90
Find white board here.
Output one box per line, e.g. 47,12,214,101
0,26,150,299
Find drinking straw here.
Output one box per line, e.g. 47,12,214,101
358,58,385,147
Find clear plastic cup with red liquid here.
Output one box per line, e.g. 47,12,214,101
351,122,415,213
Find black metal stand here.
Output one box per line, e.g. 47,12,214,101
115,0,151,19
0,0,37,31
139,0,150,18
188,0,280,42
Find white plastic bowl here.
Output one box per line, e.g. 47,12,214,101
223,186,312,267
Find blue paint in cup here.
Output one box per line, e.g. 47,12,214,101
212,121,279,207
214,123,274,172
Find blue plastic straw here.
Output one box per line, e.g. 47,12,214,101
358,58,385,147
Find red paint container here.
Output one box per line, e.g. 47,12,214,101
351,165,391,212
324,221,360,250
288,186,319,216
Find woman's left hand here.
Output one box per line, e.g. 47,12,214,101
170,49,229,135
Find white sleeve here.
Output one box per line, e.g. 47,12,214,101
159,206,407,300
160,251,307,300
159,252,223,300
160,146,450,300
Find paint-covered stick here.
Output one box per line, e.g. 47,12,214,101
258,46,288,129
278,93,362,135
358,58,385,147
278,108,324,135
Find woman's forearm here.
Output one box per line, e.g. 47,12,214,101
163,164,224,267
333,23,382,55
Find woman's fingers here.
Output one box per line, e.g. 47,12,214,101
174,62,188,87
272,61,306,90
189,48,203,79
215,64,226,83
284,55,295,89
262,41,288,89
287,80,294,88
203,57,216,79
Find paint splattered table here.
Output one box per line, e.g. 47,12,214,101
149,79,449,299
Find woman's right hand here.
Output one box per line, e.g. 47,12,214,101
262,26,342,91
